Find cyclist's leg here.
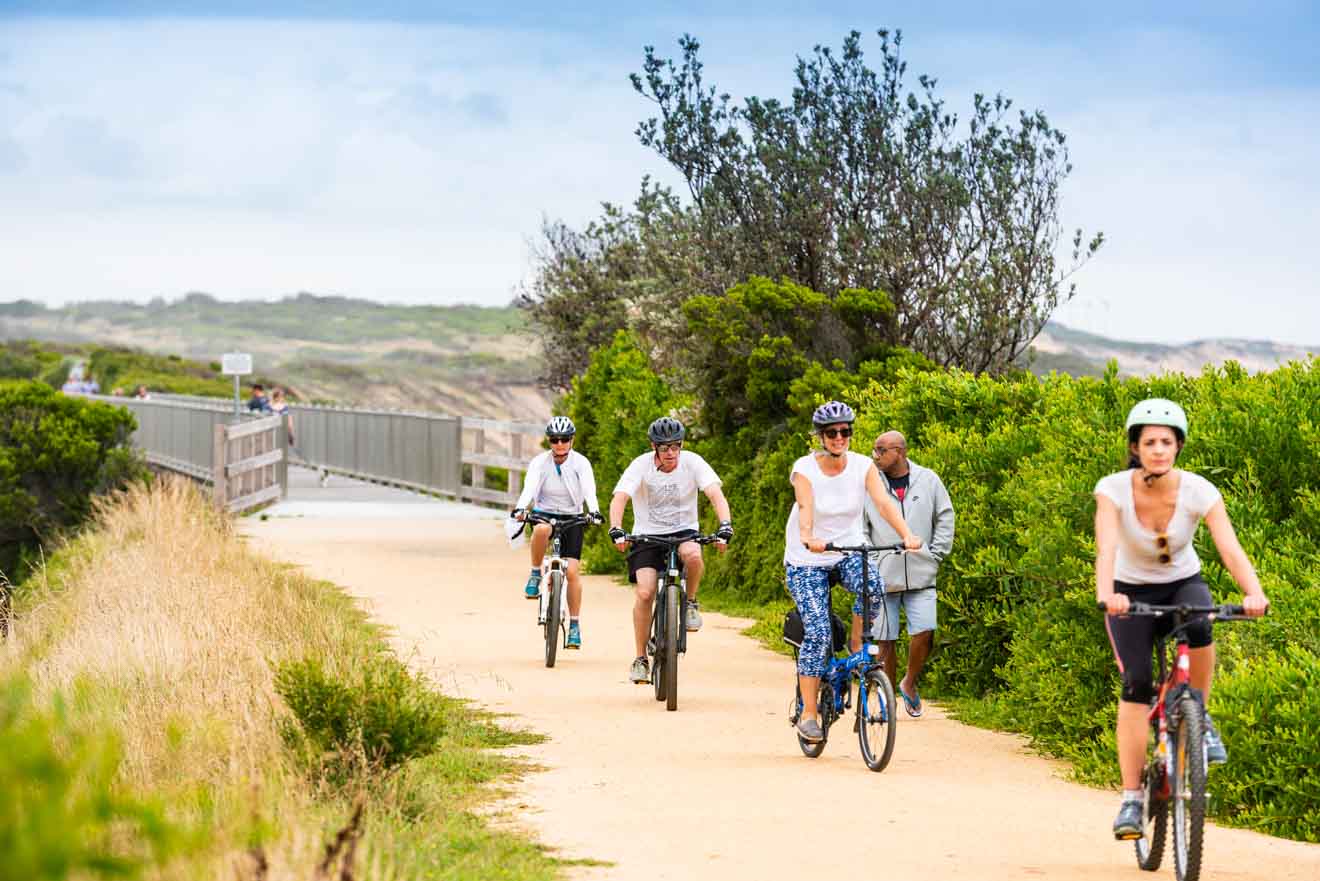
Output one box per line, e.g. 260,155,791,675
632,567,659,659
1172,575,1216,698
1106,583,1160,789
529,522,551,567
677,539,703,600
785,564,832,722
559,523,587,618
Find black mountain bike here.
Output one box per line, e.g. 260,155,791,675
625,532,721,711
525,511,595,668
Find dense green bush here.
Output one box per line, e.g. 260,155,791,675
0,381,149,581
0,675,178,880
274,654,452,779
561,324,1320,839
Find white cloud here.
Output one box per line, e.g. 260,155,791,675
0,15,1315,347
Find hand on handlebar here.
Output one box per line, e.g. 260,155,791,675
588,511,604,526
802,536,827,554
609,526,628,551
511,507,526,522
902,534,923,551
1243,594,1270,617
1098,593,1131,615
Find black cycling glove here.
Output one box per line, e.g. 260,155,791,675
608,526,627,543
588,511,604,526
716,520,734,543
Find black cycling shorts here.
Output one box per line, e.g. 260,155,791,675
532,515,585,560
1106,573,1214,704
626,530,699,583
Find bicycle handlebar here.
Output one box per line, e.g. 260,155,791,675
1095,601,1260,620
623,532,724,547
521,511,599,529
824,542,906,553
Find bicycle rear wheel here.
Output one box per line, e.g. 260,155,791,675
1171,695,1207,881
857,670,896,772
543,569,563,668
664,582,680,711
1135,750,1169,871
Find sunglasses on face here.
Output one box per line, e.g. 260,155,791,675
1155,533,1171,564
655,442,683,453
821,427,853,439
548,435,573,444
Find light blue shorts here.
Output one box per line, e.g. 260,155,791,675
871,587,937,640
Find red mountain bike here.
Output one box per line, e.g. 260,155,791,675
1101,601,1259,881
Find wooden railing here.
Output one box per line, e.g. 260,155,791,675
213,414,285,512
460,417,543,507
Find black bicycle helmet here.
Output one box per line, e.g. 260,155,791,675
648,416,686,444
545,415,576,437
811,401,856,427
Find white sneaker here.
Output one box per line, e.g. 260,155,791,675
685,600,703,632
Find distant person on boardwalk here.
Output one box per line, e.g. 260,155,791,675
134,385,150,400
510,416,603,650
861,429,955,718
246,383,271,413
270,388,295,447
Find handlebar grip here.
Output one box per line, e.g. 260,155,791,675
1221,604,1247,617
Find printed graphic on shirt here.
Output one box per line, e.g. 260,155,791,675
646,476,684,529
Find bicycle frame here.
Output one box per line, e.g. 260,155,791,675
525,511,593,666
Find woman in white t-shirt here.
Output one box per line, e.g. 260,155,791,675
609,417,733,684
785,401,922,744
1095,398,1269,840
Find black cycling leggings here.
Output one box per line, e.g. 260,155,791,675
1105,573,1214,704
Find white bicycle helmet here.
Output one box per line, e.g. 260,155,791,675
1125,398,1187,441
545,415,576,437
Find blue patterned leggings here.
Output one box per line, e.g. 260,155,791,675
785,554,884,677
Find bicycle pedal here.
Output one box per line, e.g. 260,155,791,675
1114,831,1143,842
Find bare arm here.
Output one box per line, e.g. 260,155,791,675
609,491,630,551
864,466,921,549
1204,500,1269,615
1095,495,1125,614
703,483,732,522
792,472,827,553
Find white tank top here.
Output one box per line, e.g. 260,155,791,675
1094,469,1222,583
783,451,871,567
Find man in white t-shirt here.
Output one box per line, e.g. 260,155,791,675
608,416,733,684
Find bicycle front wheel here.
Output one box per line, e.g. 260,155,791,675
543,570,563,668
857,670,896,772
1171,695,1207,881
1135,750,1169,871
664,584,680,711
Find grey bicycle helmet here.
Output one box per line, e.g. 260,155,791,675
1125,398,1187,442
546,415,576,437
811,400,856,427
648,416,686,444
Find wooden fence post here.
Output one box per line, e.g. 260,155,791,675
213,423,228,510
471,428,486,490
506,432,523,504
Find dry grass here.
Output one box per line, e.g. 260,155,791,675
2,479,389,879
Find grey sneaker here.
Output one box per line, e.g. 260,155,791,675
796,718,825,742
685,599,703,632
1203,714,1228,764
629,656,649,684
1113,799,1144,840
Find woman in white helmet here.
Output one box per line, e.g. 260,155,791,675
1095,398,1269,840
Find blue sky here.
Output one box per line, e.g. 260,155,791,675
1,2,1317,344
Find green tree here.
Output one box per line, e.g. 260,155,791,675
0,381,147,581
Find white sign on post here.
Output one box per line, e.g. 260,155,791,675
221,352,253,416
221,352,253,376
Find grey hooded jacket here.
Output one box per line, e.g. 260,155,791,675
863,460,955,590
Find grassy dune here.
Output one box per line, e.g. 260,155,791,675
1,480,561,880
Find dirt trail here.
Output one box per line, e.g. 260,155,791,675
242,515,1319,881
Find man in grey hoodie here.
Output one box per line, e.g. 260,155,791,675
860,430,955,717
